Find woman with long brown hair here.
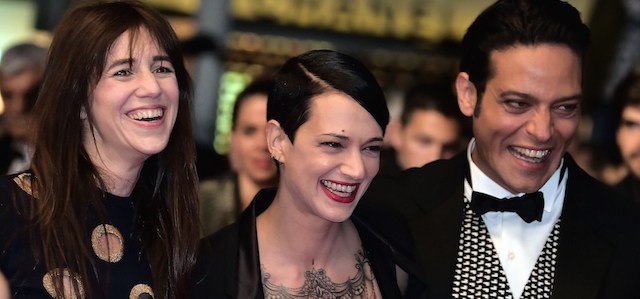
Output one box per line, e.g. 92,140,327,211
0,1,199,298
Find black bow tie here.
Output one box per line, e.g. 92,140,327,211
470,191,544,223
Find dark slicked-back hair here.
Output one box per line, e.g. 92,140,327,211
614,69,640,119
460,0,590,101
267,49,389,142
401,81,463,126
232,78,274,130
28,1,198,298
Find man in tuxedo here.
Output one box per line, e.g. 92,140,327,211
365,0,640,298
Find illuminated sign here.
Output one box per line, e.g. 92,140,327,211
232,0,449,41
231,0,593,42
141,0,593,42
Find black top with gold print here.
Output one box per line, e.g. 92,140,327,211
0,171,154,299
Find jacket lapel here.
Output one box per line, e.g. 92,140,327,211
552,157,612,299
234,189,276,298
403,153,467,297
412,184,464,298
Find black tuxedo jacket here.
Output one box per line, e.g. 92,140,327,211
365,153,640,299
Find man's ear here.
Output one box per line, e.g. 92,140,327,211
265,119,289,163
455,72,478,117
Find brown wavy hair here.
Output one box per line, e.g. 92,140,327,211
28,0,199,298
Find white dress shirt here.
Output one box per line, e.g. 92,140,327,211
465,139,567,299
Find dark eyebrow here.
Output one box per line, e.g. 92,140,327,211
499,90,582,102
153,55,171,62
322,133,349,140
105,55,171,70
106,58,133,70
322,133,384,143
621,119,640,126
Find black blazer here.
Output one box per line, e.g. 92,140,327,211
615,174,640,205
191,188,427,298
0,135,21,175
365,153,640,299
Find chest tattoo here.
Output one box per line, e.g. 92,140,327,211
262,250,377,299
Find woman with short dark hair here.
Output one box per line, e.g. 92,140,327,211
193,49,425,298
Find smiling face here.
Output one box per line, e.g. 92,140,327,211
83,28,179,168
271,92,384,223
457,44,582,193
230,93,277,184
617,105,640,179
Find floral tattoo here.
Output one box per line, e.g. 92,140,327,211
262,250,378,299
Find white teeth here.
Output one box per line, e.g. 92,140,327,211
128,108,163,121
509,146,550,163
321,180,356,196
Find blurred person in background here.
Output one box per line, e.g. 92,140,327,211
0,42,47,175
198,78,278,236
381,80,469,176
614,68,640,202
180,34,231,181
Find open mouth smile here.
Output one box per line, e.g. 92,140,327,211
321,179,359,203
127,108,164,122
508,146,550,163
